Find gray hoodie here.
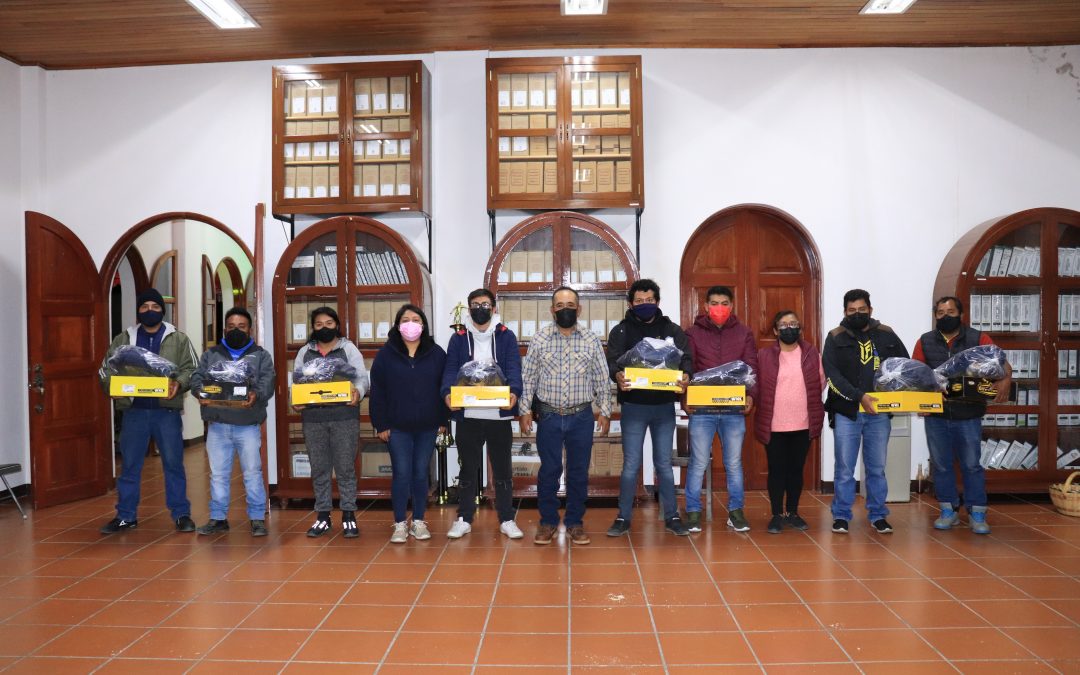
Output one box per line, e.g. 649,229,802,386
295,336,370,423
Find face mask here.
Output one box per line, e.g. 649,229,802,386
399,321,424,341
936,315,961,333
631,303,659,321
138,310,163,328
708,304,731,326
312,327,337,343
224,328,250,350
778,327,801,345
554,307,578,329
842,313,870,331
469,306,492,326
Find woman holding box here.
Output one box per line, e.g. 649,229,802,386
370,304,448,544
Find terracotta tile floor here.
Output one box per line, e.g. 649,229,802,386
1,447,1079,673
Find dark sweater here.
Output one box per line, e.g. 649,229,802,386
606,310,693,405
684,313,760,399
370,330,449,432
822,318,908,421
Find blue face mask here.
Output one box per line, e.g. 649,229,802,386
632,303,659,321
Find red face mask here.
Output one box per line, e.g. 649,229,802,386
708,304,732,326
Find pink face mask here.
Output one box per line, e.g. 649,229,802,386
399,321,423,341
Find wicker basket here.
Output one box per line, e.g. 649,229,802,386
1049,471,1080,517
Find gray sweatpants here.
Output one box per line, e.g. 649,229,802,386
303,419,360,513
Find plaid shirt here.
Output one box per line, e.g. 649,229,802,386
519,323,612,417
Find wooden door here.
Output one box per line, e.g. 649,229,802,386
680,205,822,491
25,212,111,508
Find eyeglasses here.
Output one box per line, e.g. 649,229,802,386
469,302,493,310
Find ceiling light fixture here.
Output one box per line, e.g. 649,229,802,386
561,0,608,16
860,0,917,14
185,0,259,29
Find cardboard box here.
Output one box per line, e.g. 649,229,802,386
289,81,306,115
374,301,393,339
579,160,597,193
601,136,620,155
525,161,544,193
501,299,520,336
579,250,597,283
543,161,558,193
511,114,529,130
497,74,511,110
570,251,581,283
354,78,372,114
313,166,329,199
283,166,297,200
195,380,251,406
110,376,170,398
521,299,538,338
606,299,625,333
599,73,618,108
400,138,410,156
296,166,313,199
510,251,528,282
546,73,557,108
529,113,547,129
379,164,396,196
382,118,399,133
529,136,547,156
312,120,329,135
544,250,554,282
357,300,375,340
596,161,615,193
370,77,389,112
618,72,632,107
944,377,1016,403
389,76,408,112
383,138,399,160
527,250,545,282
528,73,546,108
584,114,602,130
687,385,746,407
329,170,339,198
396,163,411,197
595,250,615,282
511,136,529,156
615,161,632,193
625,367,682,391
508,162,527,194
451,386,511,408
870,391,944,414
291,381,351,406
600,112,619,128
365,139,382,159
571,79,582,108
362,165,379,197
307,82,323,115
511,74,528,108
295,141,311,159
581,76,600,108
322,81,339,114
498,163,510,194
498,114,511,130
361,451,394,477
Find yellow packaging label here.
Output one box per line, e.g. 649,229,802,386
110,376,170,398
686,385,746,407
450,386,511,408
871,391,944,413
291,381,352,405
625,367,683,391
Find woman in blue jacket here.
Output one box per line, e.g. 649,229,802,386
370,304,448,544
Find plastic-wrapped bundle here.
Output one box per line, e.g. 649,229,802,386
455,360,507,387
933,344,1008,381
615,337,683,370
205,360,254,385
690,360,757,388
874,357,947,392
106,345,177,378
292,356,357,384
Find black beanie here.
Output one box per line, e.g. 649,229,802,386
136,288,165,311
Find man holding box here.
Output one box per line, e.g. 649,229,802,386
98,288,198,535
520,287,612,546
912,296,1012,535
605,279,693,537
190,308,276,538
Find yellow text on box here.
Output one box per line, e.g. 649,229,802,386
871,391,944,414
451,386,511,408
291,381,352,405
110,376,170,398
625,367,683,391
686,385,746,407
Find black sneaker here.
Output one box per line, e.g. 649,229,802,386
872,518,894,534
665,516,689,536
175,515,196,533
786,513,809,531
342,512,359,539
307,513,332,537
685,511,703,533
606,518,630,537
99,517,137,535
831,519,849,533
250,520,268,537
767,515,785,534
196,519,230,535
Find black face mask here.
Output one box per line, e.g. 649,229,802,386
312,327,337,343
778,327,801,345
469,307,492,326
841,313,870,331
936,315,961,333
138,310,163,328
224,328,250,350
554,308,578,329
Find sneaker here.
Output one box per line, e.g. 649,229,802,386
499,520,524,539
686,511,703,533
99,517,137,535
390,521,409,544
832,519,849,533
969,506,991,535
767,515,785,534
307,513,332,537
665,516,690,536
409,520,432,540
786,513,809,531
934,504,960,530
250,520,268,537
872,518,894,534
447,517,472,539
727,508,750,532
175,515,196,533
341,512,359,539
533,524,557,545
607,518,631,537
196,519,230,535
567,526,591,545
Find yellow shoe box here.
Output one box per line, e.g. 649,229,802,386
291,381,352,405
624,367,683,391
110,376,170,398
871,391,944,413
450,386,511,408
686,385,746,407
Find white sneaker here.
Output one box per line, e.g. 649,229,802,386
447,517,472,539
390,521,408,544
410,519,432,540
500,520,524,539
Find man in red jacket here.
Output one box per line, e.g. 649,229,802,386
684,286,759,532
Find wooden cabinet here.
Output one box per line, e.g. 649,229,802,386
272,61,430,216
271,215,431,500
935,207,1080,492
486,56,643,210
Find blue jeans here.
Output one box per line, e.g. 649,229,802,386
831,412,892,522
388,428,437,522
619,402,677,521
206,422,266,521
925,416,986,509
687,413,746,512
116,408,190,521
536,407,595,528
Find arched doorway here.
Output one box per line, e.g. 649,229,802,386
680,204,823,491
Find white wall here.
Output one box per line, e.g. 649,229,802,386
6,44,1080,490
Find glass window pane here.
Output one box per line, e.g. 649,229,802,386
355,294,411,344
569,228,627,283
497,228,553,285
355,233,410,287
285,294,339,347
967,292,1040,334
287,233,337,287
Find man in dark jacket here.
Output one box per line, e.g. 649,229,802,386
684,285,759,533
189,307,276,537
605,279,693,537
823,288,908,535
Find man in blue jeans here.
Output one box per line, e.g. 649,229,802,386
520,287,612,546
190,307,276,537
913,296,1012,534
685,286,759,532
823,289,908,535
605,279,693,538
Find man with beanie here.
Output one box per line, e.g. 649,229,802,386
605,279,693,537
98,288,199,534
190,307,276,537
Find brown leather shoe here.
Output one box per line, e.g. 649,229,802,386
567,526,591,545
534,524,557,545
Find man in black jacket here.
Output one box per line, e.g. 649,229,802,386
823,289,908,535
605,279,693,537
